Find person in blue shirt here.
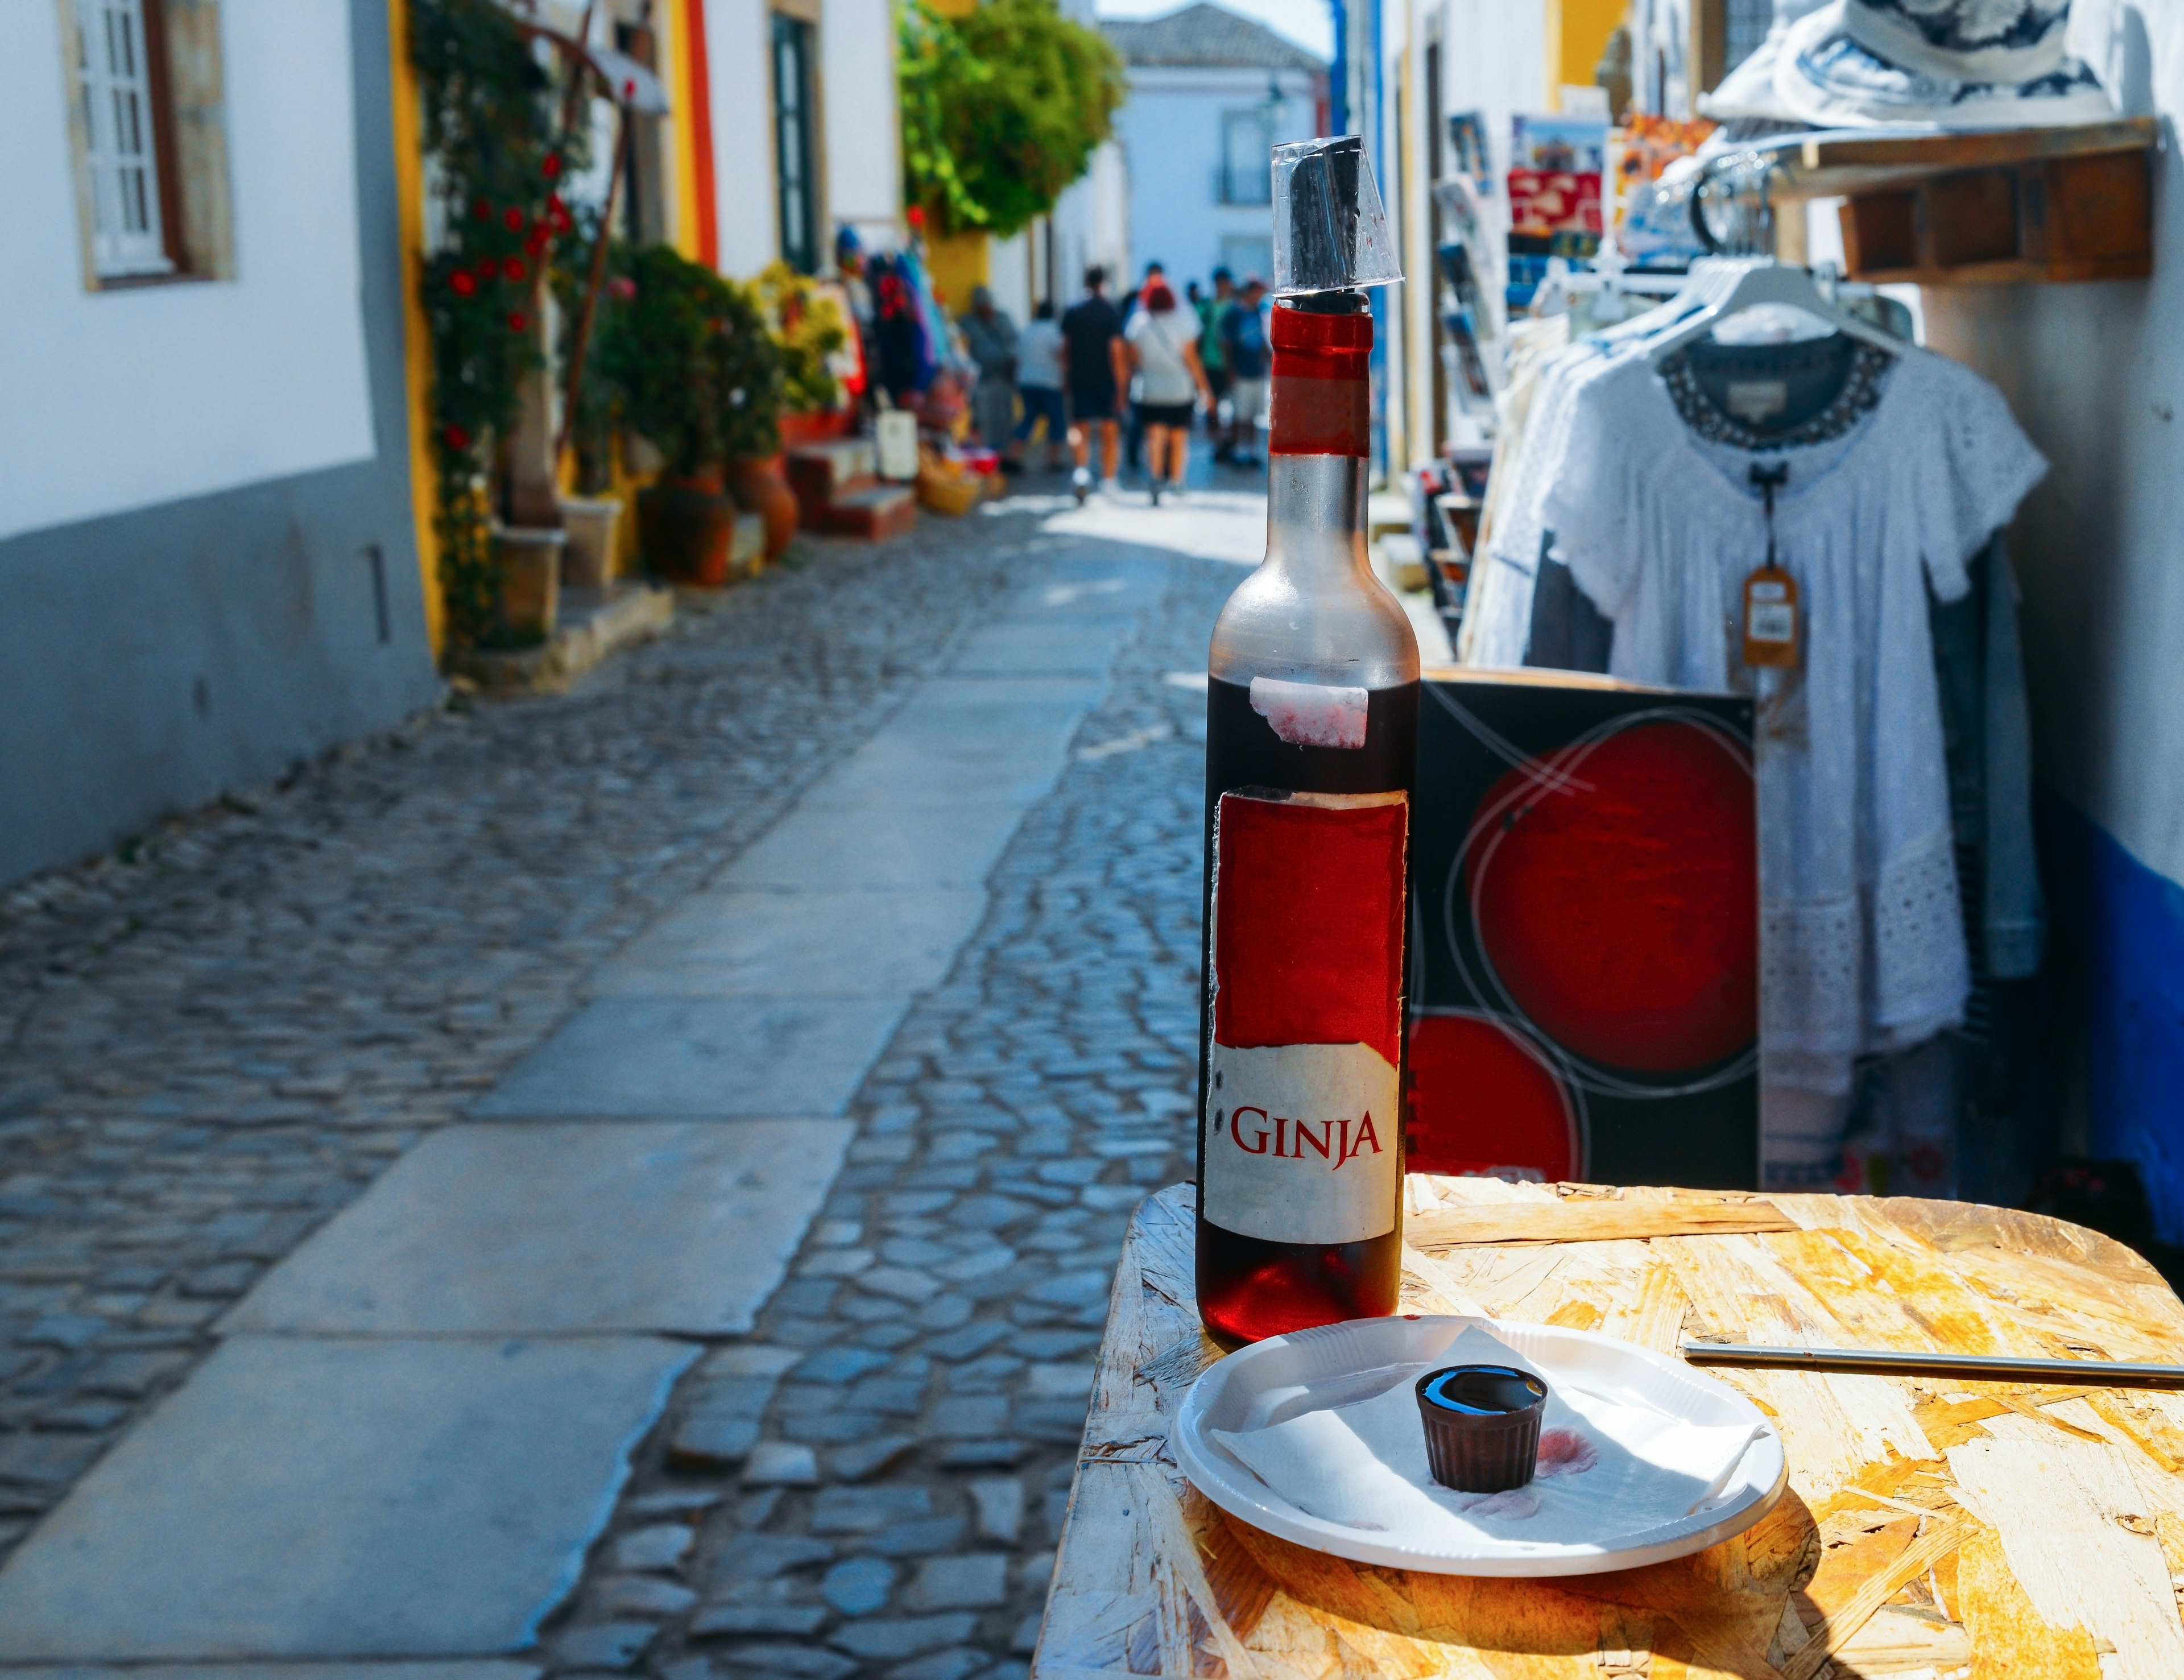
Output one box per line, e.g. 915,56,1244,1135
1220,276,1271,469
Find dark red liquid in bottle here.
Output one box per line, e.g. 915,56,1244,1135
1196,675,1417,1348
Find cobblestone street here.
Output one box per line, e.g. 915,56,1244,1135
0,485,1258,1678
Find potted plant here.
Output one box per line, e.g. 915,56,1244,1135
596,245,741,585
715,275,796,564
758,262,851,450
411,0,590,648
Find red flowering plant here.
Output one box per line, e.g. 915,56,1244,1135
411,0,586,647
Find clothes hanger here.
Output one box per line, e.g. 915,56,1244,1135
1644,258,1904,365
1570,255,1746,355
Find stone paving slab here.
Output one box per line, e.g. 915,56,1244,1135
584,889,990,1000
472,998,905,1119
0,477,1265,1677
0,512,1029,1542
944,622,1122,680
0,1335,696,1659
801,687,1104,812
719,802,1041,892
222,1121,851,1336
532,493,1244,1679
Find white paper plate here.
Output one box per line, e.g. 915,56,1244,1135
1172,1314,1785,1575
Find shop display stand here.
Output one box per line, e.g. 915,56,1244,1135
1769,117,2158,286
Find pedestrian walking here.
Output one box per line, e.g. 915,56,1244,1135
1060,266,1127,502
1014,300,1068,471
1123,281,1213,506
959,285,1021,471
1221,275,1271,469
1122,261,1164,473
1197,268,1236,460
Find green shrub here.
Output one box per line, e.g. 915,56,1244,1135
899,0,1123,239
594,245,785,475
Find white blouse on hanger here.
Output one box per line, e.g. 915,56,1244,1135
1469,331,1661,667
1541,342,2047,1100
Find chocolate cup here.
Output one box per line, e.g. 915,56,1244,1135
1414,1363,1548,1493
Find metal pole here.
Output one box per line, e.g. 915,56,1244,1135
557,107,631,467
1684,1341,2184,1393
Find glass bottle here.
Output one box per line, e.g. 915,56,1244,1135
1195,142,1416,1347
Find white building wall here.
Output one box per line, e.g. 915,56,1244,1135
707,0,895,277
1437,0,1548,190
1921,0,2184,895
988,230,1033,323
822,0,901,254
1111,65,1324,290
1049,139,1131,301
707,0,779,277
0,0,375,543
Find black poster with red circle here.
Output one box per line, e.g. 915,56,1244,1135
1407,672,1760,1190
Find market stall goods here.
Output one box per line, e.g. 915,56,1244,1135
1463,259,2046,1187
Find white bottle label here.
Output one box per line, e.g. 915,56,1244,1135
1202,1041,1400,1243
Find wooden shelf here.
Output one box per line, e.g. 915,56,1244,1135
1771,118,2158,286
1772,118,2157,197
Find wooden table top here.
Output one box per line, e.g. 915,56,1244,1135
1035,1176,2184,1679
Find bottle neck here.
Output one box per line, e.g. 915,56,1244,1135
1265,298,1372,586
1269,301,1371,460
1265,456,1371,583
1208,294,1414,690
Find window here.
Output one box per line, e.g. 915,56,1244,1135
613,20,668,244
74,0,177,279
1219,109,1273,207
772,13,818,274
1219,234,1273,287
61,0,229,289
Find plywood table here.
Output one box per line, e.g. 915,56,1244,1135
1036,1177,2184,1679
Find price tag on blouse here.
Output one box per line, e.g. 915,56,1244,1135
1742,565,1800,669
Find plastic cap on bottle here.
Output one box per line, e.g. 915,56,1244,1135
1271,136,1403,298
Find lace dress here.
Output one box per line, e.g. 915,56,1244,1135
1539,340,2046,1117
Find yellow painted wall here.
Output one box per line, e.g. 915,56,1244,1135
384,0,445,656
1547,0,1627,104
924,230,988,310
660,0,703,262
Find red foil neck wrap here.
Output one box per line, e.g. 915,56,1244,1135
1269,306,1372,458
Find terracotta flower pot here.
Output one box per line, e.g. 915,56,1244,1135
491,524,565,646
726,456,799,561
558,495,623,590
779,408,854,449
636,481,737,587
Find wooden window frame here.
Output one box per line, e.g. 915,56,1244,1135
1689,0,1728,107
69,0,191,285
61,0,235,292
771,9,820,275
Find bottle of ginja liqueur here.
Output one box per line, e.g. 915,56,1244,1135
1197,136,1418,1349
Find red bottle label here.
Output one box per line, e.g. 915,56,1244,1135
1268,308,1371,458
1203,789,1408,1243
